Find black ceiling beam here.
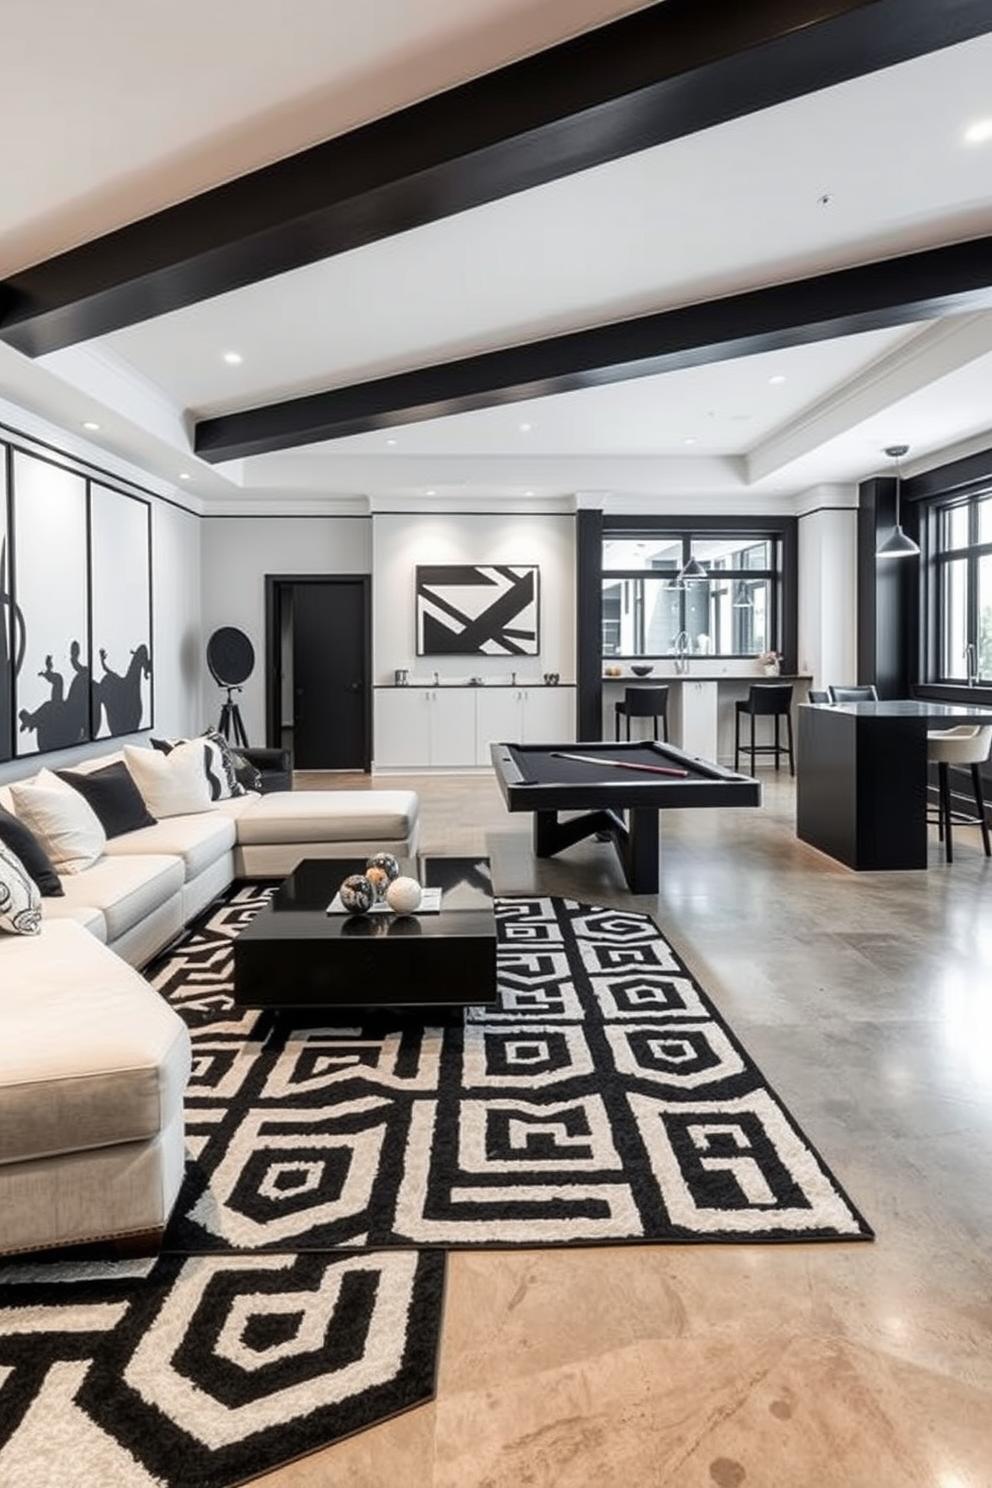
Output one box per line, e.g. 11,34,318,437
3,0,992,357
194,236,992,461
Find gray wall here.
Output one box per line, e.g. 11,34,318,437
198,515,372,743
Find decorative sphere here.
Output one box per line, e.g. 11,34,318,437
364,865,390,900
366,852,401,883
339,873,375,915
386,875,422,915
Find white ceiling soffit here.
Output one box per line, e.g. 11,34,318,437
3,9,992,505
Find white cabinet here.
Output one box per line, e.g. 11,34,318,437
475,687,573,763
376,686,575,769
374,688,475,768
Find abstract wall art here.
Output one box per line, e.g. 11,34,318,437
415,564,540,656
12,451,91,756
0,437,155,760
89,482,153,738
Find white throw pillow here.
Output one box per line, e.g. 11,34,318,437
124,740,213,818
8,774,106,875
0,838,42,935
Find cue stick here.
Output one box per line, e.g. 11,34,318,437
550,750,690,777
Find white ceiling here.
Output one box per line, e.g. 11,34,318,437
2,1,992,510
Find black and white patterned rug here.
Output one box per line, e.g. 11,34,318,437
0,887,871,1487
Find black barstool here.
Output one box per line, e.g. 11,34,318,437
734,683,795,775
614,685,669,742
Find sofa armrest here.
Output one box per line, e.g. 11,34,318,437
239,746,293,794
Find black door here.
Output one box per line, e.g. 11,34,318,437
267,577,370,770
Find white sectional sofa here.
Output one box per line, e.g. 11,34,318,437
0,740,420,1257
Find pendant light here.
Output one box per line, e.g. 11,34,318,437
876,444,920,558
677,555,708,583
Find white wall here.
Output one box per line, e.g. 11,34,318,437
797,501,858,693
199,514,372,741
372,511,576,685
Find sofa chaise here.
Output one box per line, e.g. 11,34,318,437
0,737,420,1257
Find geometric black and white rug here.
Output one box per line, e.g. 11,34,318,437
158,886,873,1251
0,887,871,1488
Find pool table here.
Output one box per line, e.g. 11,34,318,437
491,739,761,892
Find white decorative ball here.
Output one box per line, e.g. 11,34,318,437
386,876,422,915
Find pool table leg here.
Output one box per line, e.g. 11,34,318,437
532,807,660,893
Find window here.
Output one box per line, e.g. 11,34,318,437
601,531,782,660
925,490,992,682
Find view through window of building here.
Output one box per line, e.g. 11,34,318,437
926,491,992,683
601,534,781,660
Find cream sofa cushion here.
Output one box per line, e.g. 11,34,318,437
43,853,184,942
0,921,191,1166
234,789,419,846
103,810,237,881
124,741,212,818
8,770,106,874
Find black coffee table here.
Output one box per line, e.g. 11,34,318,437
232,855,496,1010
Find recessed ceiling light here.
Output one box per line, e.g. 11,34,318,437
769,374,786,385
519,422,533,433
179,472,191,481
426,488,436,496
684,437,697,446
82,420,100,431
386,437,397,447
525,489,535,497
222,351,243,365
964,118,992,144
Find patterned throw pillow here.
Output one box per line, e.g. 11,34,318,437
202,729,249,798
229,749,263,793
0,838,42,935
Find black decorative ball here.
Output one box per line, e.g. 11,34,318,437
366,852,401,883
339,873,375,915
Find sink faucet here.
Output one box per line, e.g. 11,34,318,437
672,631,690,675
964,642,979,686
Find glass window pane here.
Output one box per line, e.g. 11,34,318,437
978,497,992,546
979,554,992,680
941,559,967,678
602,538,682,571
691,537,772,570
942,503,970,550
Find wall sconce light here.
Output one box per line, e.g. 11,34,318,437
876,444,920,558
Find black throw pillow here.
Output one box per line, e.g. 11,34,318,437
0,805,64,896
56,762,157,839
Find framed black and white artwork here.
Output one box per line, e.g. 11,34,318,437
415,564,540,655
89,482,153,738
12,451,90,756
0,449,16,764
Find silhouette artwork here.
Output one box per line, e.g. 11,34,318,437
1,536,27,763
18,640,91,752
94,644,152,736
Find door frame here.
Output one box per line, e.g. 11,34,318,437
264,574,372,771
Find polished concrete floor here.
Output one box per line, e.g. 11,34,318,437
261,769,992,1488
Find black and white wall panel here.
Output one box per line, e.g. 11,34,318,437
0,436,155,760
89,482,153,738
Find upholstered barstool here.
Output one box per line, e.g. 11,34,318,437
734,683,795,775
827,684,878,703
614,685,669,742
926,724,992,863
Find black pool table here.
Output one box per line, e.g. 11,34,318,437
491,739,761,892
